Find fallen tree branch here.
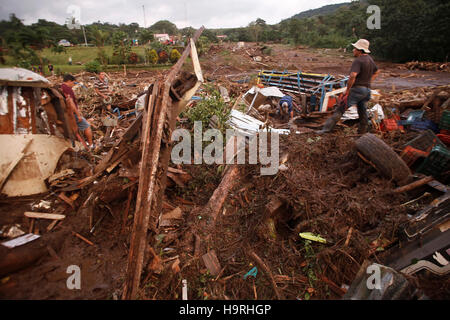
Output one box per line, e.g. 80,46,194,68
247,248,282,300
393,176,434,193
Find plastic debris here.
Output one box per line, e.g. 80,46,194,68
299,232,327,244
243,267,258,280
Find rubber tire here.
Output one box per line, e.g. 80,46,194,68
355,133,412,184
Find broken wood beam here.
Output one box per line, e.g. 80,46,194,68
122,81,161,300
24,212,65,220
321,275,346,297
72,231,94,246
202,165,240,223
122,26,205,301
58,192,76,209
46,220,59,232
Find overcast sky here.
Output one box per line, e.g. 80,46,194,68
0,0,349,29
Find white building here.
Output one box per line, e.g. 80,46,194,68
154,34,170,42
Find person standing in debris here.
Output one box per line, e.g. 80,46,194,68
48,63,54,76
61,74,94,149
94,72,113,111
317,39,380,134
278,95,296,120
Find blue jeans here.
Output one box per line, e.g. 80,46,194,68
336,86,371,133
74,113,90,131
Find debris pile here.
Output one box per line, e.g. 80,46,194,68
403,61,449,72
1,40,449,300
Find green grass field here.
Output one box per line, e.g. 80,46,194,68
40,46,148,65
3,45,173,75
48,63,170,76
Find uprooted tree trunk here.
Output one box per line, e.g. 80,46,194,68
202,165,240,223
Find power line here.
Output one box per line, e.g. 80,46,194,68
142,5,147,28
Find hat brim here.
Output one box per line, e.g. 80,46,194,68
352,43,370,53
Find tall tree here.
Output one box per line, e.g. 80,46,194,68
149,20,178,35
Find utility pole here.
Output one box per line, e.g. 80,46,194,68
142,5,147,28
82,25,88,46
184,2,188,28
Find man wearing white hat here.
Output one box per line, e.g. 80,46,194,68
318,39,380,134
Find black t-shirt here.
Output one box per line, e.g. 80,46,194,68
350,55,378,88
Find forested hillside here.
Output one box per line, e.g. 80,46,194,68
0,0,448,65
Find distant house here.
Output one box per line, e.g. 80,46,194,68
58,39,71,47
154,34,170,43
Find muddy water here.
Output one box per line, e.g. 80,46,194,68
373,70,450,91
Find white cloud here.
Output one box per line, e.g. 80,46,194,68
0,0,349,29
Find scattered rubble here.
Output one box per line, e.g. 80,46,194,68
0,40,449,300
403,61,449,72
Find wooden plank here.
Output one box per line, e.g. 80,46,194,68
72,231,94,246
29,219,35,234
190,39,204,82
122,81,160,300
201,250,221,277
58,192,75,209
122,26,205,301
24,212,66,220
48,169,75,183
46,220,59,232
106,153,127,173
93,112,143,175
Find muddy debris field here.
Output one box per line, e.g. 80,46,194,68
0,41,449,300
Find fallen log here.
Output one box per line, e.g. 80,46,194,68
398,98,426,110
0,230,66,277
202,165,240,223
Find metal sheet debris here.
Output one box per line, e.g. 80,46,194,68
227,109,295,136
0,68,50,87
1,233,41,249
246,86,285,98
